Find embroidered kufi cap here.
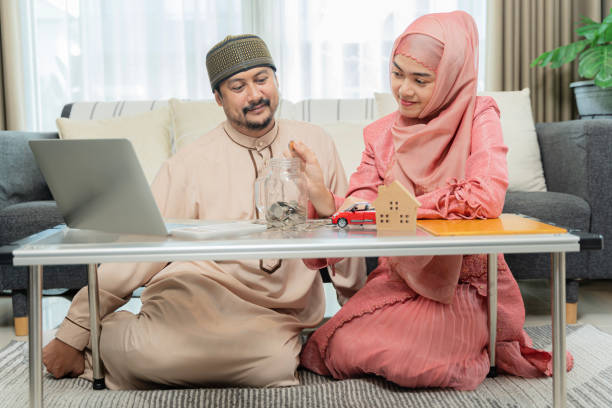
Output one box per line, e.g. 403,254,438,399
206,34,276,91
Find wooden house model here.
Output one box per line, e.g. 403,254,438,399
373,181,421,232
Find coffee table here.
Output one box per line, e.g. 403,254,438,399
0,220,600,408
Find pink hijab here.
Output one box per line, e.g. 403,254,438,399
386,11,479,304
388,11,479,195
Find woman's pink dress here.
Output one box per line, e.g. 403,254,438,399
300,97,573,390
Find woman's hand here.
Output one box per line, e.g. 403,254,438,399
287,140,336,217
337,195,370,211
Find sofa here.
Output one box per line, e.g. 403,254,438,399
1,91,611,335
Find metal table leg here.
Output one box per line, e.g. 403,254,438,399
87,264,106,390
29,265,43,408
552,252,567,408
487,253,498,377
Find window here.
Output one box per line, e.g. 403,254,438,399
20,0,486,131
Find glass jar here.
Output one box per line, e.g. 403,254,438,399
254,158,307,228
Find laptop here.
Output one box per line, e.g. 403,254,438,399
29,138,266,237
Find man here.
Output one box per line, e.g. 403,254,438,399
42,34,365,389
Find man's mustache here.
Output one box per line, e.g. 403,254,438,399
243,98,270,114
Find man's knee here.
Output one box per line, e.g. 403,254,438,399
98,311,151,383
245,342,300,387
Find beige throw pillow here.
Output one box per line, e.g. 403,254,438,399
169,98,226,152
373,89,547,192
56,107,172,184
277,99,299,120
374,92,398,119
319,122,367,176
479,88,547,192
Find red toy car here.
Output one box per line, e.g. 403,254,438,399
331,202,376,228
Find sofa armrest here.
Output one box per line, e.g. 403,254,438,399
536,119,612,236
0,131,59,211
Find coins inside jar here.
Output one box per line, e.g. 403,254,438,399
265,200,306,228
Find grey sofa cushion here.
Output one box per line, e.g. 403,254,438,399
503,191,590,231
503,191,590,301
0,264,89,317
0,131,58,211
0,200,64,244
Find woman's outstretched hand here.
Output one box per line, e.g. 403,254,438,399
287,140,336,217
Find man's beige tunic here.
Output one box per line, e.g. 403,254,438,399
55,119,366,389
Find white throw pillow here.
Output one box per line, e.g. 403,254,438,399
373,89,547,192
169,98,226,152
318,122,367,176
56,108,172,184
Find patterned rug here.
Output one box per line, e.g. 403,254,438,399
1,325,611,407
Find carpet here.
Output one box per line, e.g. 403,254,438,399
1,325,611,407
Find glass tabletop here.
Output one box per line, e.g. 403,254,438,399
10,221,580,266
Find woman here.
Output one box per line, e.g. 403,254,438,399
292,10,572,390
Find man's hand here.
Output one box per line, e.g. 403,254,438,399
43,338,85,379
287,140,336,217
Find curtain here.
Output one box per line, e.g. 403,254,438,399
252,0,488,102
21,0,487,131
0,1,26,130
485,0,612,123
19,0,243,131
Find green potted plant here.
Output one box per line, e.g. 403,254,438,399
531,8,612,118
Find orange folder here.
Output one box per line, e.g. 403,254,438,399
416,213,567,236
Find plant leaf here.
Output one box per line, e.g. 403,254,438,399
579,44,612,82
565,40,589,64
550,47,566,69
578,15,598,26
554,41,589,68
594,45,612,88
577,23,601,41
542,51,555,66
604,24,612,42
594,75,612,88
532,40,589,68
531,50,552,67
579,48,600,78
597,22,611,40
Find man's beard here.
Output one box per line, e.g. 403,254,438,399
243,98,273,130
